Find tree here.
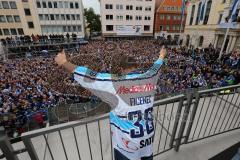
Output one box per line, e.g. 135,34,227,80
84,8,101,38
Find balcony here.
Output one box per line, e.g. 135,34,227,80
0,84,240,160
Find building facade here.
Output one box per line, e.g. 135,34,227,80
154,0,187,41
184,0,240,53
0,0,85,39
100,0,155,38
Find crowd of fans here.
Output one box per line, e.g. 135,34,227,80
0,33,78,46
0,39,240,137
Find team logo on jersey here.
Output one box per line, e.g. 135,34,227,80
130,95,151,106
120,138,139,152
116,83,156,94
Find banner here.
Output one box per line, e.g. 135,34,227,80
116,25,142,36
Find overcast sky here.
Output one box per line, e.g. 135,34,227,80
82,0,100,14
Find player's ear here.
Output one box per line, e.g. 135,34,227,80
61,49,65,54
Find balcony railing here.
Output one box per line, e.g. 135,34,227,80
0,84,239,160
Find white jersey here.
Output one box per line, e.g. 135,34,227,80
74,59,163,160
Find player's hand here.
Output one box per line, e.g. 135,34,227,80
55,49,67,66
159,46,167,60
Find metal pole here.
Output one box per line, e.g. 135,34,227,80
219,27,230,59
178,9,185,46
0,135,19,160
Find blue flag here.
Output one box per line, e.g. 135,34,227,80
229,0,240,22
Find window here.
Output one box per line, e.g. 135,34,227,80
0,15,6,22
42,1,47,8
53,2,58,8
70,2,74,8
2,1,10,9
50,14,55,20
0,2,2,9
54,14,59,20
36,1,41,8
145,6,151,11
24,9,31,16
3,28,10,36
0,29,2,35
22,0,28,2
76,14,80,20
78,25,82,32
173,15,177,20
64,2,68,8
190,5,195,25
66,14,70,20
17,28,24,35
106,15,113,20
144,16,151,20
59,1,63,8
63,26,67,32
6,15,14,22
117,15,123,20
199,36,204,46
44,14,49,20
160,15,164,20
106,25,113,31
28,22,34,28
126,15,133,20
73,26,77,32
144,25,150,31
160,25,163,31
218,13,223,24
71,14,75,20
9,1,17,9
105,4,113,9
172,26,175,30
136,16,142,20
195,2,202,25
116,4,123,10
136,6,142,10
166,25,170,30
166,15,171,20
48,2,52,8
75,2,79,8
3,29,10,35
39,14,44,20
126,5,133,10
61,14,65,20
222,0,226,3
203,0,212,25
10,28,17,35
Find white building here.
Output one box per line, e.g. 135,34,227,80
0,0,85,39
99,0,155,38
183,0,240,53
34,0,85,37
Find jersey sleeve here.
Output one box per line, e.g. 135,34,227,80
73,66,114,91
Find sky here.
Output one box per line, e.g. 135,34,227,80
82,0,100,14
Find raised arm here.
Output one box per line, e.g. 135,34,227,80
55,50,77,73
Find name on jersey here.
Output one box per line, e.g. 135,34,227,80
117,83,156,94
140,135,154,148
130,95,151,106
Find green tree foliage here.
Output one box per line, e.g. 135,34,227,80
84,8,101,37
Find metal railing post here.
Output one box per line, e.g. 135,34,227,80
22,138,39,160
184,92,200,143
174,93,193,151
0,135,19,160
169,98,184,148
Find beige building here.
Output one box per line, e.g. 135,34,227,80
99,0,155,38
0,0,85,39
183,0,240,53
